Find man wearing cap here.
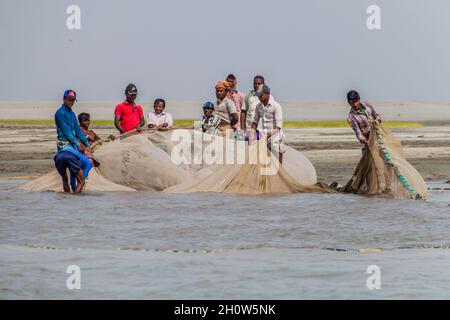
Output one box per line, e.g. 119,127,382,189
250,84,285,164
55,89,91,152
54,89,93,193
114,83,145,134
214,80,239,138
196,101,221,134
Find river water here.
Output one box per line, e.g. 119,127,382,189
1,180,449,299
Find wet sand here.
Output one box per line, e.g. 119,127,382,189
0,124,449,184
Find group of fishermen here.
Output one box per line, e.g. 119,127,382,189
53,74,382,193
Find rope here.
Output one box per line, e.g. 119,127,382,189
374,124,422,200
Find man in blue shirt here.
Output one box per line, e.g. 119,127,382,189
54,90,92,193
55,90,90,152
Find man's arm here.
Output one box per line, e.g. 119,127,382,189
114,105,125,133
137,115,145,131
249,122,258,144
371,106,382,122
114,115,125,134
229,113,239,126
92,130,102,142
136,106,145,132
240,110,247,131
249,107,261,143
226,100,239,127
268,104,283,139
252,105,260,128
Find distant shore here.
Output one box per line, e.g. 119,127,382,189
2,101,450,122
0,119,423,129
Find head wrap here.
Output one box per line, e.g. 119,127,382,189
215,80,230,91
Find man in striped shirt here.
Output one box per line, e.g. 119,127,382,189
346,90,382,150
226,73,245,130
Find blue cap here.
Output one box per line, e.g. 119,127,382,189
202,101,214,110
63,89,77,101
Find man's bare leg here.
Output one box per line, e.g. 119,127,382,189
62,173,70,193
74,170,85,194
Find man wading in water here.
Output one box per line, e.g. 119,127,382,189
330,90,383,190
54,90,93,193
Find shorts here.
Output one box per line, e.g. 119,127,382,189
54,151,81,177
217,123,233,138
245,130,261,142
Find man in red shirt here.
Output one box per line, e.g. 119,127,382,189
114,83,145,133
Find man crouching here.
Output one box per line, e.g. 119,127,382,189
54,146,92,193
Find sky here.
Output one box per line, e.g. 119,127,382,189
1,0,450,102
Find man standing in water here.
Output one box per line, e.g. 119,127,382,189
250,84,285,164
346,90,382,152
114,83,145,134
54,89,92,193
214,80,239,138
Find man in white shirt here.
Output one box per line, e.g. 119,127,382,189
242,75,275,132
147,98,173,131
250,84,285,164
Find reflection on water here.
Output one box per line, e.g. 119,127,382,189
1,180,449,299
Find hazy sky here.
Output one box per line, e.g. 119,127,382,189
1,0,450,102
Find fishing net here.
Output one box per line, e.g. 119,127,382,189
19,129,332,195
341,121,428,200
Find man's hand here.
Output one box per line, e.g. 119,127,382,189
136,125,143,133
156,123,170,131
249,130,256,144
267,128,279,141
77,144,86,154
249,125,258,144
